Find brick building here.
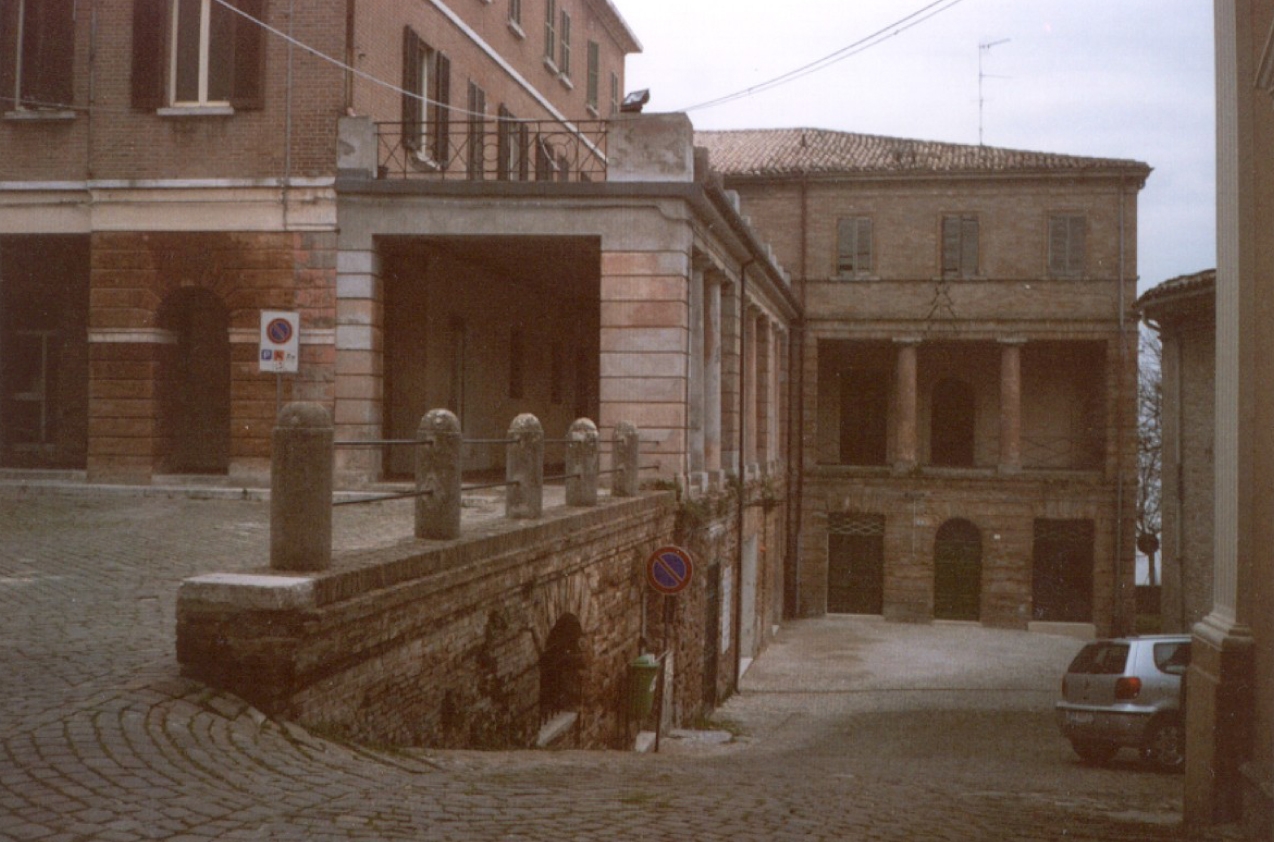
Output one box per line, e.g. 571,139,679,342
1136,270,1216,636
697,128,1149,635
2,1,797,742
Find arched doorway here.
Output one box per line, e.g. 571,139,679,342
158,288,230,474
539,614,583,723
934,518,982,621
931,378,976,466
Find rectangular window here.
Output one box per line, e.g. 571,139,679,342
1049,214,1086,277
610,71,619,116
467,80,486,180
497,106,529,181
402,26,450,164
559,11,571,77
508,0,521,25
941,215,979,278
0,0,75,111
586,41,599,112
836,217,873,277
131,0,264,111
543,0,556,65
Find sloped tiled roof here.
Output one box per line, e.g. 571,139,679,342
696,128,1150,178
1135,269,1215,314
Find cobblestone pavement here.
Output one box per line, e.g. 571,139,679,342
0,488,1241,841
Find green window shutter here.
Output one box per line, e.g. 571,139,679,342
131,0,166,110
432,52,451,162
837,217,873,276
1049,215,1086,276
230,0,266,110
941,216,961,276
1067,216,1085,274
960,217,979,276
401,26,422,151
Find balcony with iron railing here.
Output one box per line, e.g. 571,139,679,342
376,118,609,183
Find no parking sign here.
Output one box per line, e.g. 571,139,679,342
259,311,300,373
646,545,694,595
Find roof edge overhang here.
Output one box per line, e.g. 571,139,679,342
586,0,642,54
716,164,1153,190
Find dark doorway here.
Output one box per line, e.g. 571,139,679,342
158,288,230,474
539,614,584,722
931,378,976,466
839,368,889,466
934,518,982,620
1032,519,1095,622
0,235,90,469
827,513,885,614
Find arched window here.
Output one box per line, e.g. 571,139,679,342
931,378,976,467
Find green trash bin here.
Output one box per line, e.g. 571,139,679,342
629,654,660,721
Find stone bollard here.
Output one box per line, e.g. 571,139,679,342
566,418,599,507
416,409,462,540
506,413,543,519
612,421,639,497
270,402,333,572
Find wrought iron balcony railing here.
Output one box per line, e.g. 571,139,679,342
377,119,609,183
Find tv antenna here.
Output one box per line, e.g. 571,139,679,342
978,38,1010,146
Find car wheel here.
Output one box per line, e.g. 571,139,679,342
1141,717,1185,773
1071,739,1119,765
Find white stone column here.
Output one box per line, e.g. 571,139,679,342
705,272,723,476
334,247,383,480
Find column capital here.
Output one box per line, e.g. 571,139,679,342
998,336,1028,346
892,335,923,346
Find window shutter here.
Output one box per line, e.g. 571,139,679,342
131,0,166,110
401,26,421,151
0,1,18,109
1067,216,1085,274
1048,216,1068,275
230,0,265,110
941,216,961,276
432,51,451,163
960,217,979,276
837,218,855,274
856,217,873,274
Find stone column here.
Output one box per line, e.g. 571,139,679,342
1185,2,1256,828
416,409,462,540
613,421,640,497
334,246,383,481
704,273,723,476
998,338,1025,473
893,337,920,472
506,413,544,519
566,418,599,507
688,262,706,473
270,402,333,572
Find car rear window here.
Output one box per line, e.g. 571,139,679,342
1154,641,1191,675
1067,642,1129,675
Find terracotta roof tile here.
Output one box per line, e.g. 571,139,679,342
695,128,1150,177
1135,269,1215,313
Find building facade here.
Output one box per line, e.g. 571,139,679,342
1,0,797,739
698,129,1149,635
1187,2,1273,835
1137,270,1216,636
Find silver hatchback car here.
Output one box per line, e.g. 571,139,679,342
1055,635,1190,772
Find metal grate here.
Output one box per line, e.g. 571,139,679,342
828,512,885,537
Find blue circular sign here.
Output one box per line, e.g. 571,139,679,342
266,317,293,345
646,545,694,595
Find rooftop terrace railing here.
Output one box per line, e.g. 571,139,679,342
376,119,609,183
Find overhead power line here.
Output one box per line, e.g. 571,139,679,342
676,0,971,114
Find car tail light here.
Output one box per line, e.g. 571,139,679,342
1115,677,1142,700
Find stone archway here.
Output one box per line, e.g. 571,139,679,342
539,614,584,723
157,288,230,474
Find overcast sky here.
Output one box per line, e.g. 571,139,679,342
619,0,1216,294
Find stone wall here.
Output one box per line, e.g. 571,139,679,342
177,493,680,749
